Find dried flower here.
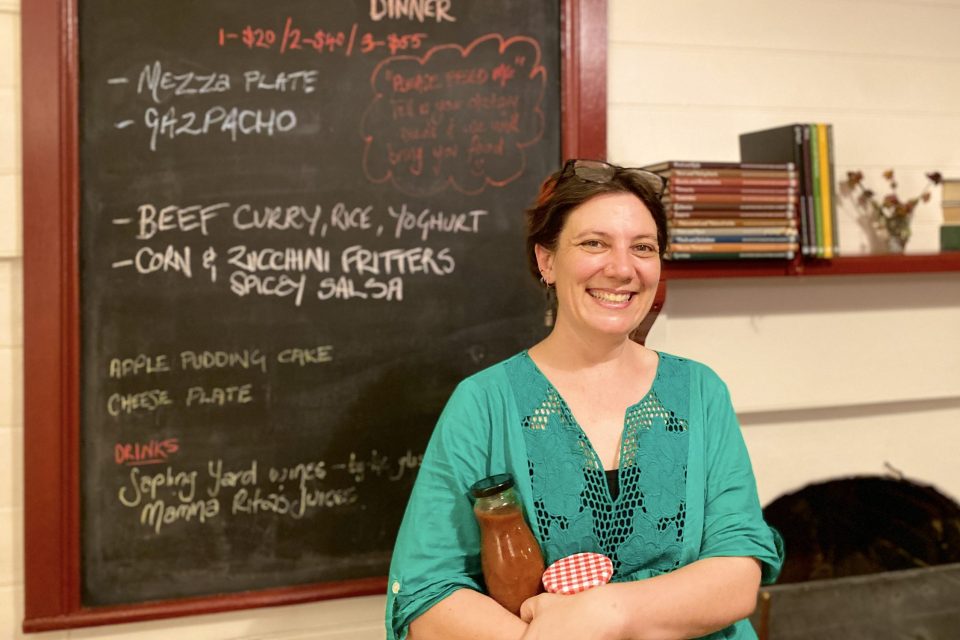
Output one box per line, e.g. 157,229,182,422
840,168,941,251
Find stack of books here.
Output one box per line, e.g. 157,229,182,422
942,178,960,252
739,123,838,258
643,160,800,261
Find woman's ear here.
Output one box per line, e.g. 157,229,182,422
534,244,555,285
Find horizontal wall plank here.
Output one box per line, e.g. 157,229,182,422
610,44,960,115
0,260,21,342
608,106,960,169
0,89,18,173
610,0,960,59
0,427,19,509
66,596,387,640
0,347,21,428
648,274,960,413
0,507,21,588
0,13,18,88
741,400,960,505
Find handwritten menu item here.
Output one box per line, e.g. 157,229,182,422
79,0,559,606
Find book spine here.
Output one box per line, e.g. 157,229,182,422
826,123,838,258
667,251,797,260
662,169,797,179
668,218,799,228
808,124,824,257
665,193,798,204
645,160,795,171
817,123,835,258
792,124,812,258
670,234,799,244
668,177,798,187
667,210,793,219
669,242,798,252
666,226,798,236
668,184,798,195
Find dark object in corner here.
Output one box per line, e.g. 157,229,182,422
762,475,960,584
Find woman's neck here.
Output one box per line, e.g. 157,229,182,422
530,320,643,374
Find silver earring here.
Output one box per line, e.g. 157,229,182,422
542,281,555,327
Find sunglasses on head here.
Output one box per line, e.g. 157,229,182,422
559,159,667,198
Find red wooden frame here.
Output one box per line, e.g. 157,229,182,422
21,0,609,632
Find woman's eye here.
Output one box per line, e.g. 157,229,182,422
580,240,604,249
633,243,657,253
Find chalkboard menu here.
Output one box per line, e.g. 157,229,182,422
79,0,559,606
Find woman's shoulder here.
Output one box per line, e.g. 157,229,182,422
654,351,729,392
447,351,528,402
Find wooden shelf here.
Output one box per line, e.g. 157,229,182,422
663,252,960,280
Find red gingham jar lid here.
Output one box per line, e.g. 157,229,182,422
541,552,613,595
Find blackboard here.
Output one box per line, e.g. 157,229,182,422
78,0,559,606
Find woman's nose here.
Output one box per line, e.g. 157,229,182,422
604,247,633,279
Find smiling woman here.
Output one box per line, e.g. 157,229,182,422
385,160,783,640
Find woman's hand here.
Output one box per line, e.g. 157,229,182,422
519,589,623,640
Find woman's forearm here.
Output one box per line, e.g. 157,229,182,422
408,588,528,640
607,556,762,640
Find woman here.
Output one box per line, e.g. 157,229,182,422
385,160,783,640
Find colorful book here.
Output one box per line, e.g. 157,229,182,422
666,201,795,212
667,184,798,195
666,251,796,260
817,123,835,258
643,160,795,172
668,218,798,228
800,127,816,256
669,242,797,253
665,193,798,204
667,226,797,236
738,123,811,255
941,224,960,251
670,234,798,244
659,169,797,179
666,176,798,188
667,207,795,217
808,124,824,257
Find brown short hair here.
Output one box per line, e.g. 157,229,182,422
524,161,668,282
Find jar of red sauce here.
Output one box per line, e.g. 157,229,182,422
470,473,545,615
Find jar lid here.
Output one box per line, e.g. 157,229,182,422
470,473,514,498
541,552,613,595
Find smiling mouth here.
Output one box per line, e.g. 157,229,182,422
589,290,633,303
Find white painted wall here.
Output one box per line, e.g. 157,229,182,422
3,0,959,637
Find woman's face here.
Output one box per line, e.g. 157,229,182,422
536,192,661,340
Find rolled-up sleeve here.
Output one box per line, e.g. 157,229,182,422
385,380,491,640
698,373,784,585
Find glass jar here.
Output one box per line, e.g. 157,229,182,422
470,473,545,615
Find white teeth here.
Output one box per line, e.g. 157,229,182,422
590,290,631,303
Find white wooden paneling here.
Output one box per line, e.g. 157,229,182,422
0,347,21,428
609,106,960,170
610,44,960,115
0,260,20,343
611,0,960,59
742,400,960,505
0,507,21,588
0,176,22,257
646,274,960,412
0,13,19,88
0,89,17,173
0,427,19,509
65,596,387,640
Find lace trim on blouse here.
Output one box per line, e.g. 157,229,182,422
506,352,690,578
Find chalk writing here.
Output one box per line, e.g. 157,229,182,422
362,33,546,195
113,451,422,534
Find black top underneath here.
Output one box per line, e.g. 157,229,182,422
605,468,620,501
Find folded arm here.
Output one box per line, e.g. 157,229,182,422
408,588,528,640
520,556,761,640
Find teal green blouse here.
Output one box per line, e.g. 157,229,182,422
386,352,783,639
